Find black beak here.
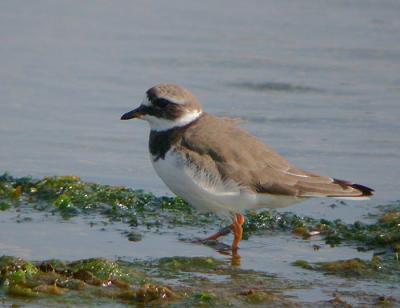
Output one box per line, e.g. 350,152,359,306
120,106,146,120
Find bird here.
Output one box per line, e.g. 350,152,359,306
121,83,374,253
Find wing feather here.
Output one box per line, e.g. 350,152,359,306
179,114,373,198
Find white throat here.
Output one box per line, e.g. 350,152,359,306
143,110,202,131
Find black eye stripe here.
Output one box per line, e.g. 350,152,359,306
153,98,171,108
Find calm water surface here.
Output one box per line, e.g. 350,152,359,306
0,0,399,304
1,1,399,202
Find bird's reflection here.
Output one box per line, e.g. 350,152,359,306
194,239,242,266
231,250,241,266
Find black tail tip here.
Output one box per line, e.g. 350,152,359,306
351,183,374,196
333,178,374,197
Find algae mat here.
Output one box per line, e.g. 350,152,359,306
0,174,399,307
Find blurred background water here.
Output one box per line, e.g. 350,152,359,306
1,2,400,304
0,0,399,213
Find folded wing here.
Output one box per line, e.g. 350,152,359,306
180,114,374,199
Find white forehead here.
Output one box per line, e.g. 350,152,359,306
141,94,186,106
141,95,151,106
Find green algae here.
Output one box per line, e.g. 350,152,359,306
7,285,39,298
0,201,11,211
292,260,314,270
0,173,212,229
0,254,321,306
244,205,400,251
158,256,224,273
1,173,400,306
1,173,399,255
1,173,399,252
193,291,215,303
292,255,400,281
318,257,381,277
0,255,178,305
376,296,397,307
292,226,311,239
0,255,299,307
239,289,282,305
126,231,142,242
68,258,133,284
153,256,300,306
0,256,39,286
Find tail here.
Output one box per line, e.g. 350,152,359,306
254,167,375,200
288,174,375,200
329,179,374,200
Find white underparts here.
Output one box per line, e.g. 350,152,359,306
143,110,202,131
151,150,301,216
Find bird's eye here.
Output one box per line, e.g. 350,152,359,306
153,98,171,108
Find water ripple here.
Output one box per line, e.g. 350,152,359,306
230,81,325,94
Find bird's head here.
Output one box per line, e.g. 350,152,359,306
121,83,203,131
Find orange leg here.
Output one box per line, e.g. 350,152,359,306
231,213,245,252
200,226,231,242
199,213,245,253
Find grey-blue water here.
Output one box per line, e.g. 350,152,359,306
0,1,399,305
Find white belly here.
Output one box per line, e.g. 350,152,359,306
151,150,301,216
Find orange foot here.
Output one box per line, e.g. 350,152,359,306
197,213,245,253
231,213,245,253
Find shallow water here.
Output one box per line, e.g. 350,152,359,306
0,0,400,306
2,205,397,306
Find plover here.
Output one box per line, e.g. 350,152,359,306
121,83,374,252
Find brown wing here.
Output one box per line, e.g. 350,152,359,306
179,114,373,198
